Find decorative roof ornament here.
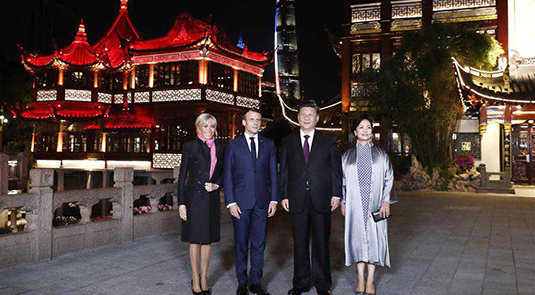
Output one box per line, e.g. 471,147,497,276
120,0,129,10
75,20,88,42
237,34,245,49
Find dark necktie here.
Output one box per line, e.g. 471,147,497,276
303,135,310,163
250,137,257,164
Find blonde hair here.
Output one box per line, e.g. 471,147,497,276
195,113,218,136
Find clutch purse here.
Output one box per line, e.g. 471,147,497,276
372,209,392,222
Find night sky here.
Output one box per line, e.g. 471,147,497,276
0,0,342,104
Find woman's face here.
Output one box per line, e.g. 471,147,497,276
199,119,216,140
354,119,373,142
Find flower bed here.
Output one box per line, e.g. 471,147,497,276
133,206,151,215
157,204,174,212
53,216,80,227
91,215,113,222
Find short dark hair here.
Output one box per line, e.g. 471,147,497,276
351,113,374,132
297,100,320,114
242,108,261,121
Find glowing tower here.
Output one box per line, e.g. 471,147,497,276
275,0,301,101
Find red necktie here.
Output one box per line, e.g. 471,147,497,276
303,135,310,163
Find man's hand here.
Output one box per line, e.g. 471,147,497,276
205,182,219,192
179,205,187,221
341,205,346,217
268,202,277,217
331,197,340,212
229,204,242,220
281,199,290,212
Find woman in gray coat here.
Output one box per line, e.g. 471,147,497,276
341,114,397,294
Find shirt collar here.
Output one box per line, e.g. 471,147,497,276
356,140,373,147
244,131,258,140
300,129,315,139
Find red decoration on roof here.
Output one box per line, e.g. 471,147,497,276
19,101,106,119
55,101,106,118
20,103,55,119
93,0,141,68
103,112,153,129
24,21,100,67
129,13,270,63
129,13,207,52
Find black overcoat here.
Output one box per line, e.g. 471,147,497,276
178,139,224,244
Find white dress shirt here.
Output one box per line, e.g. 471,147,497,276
227,133,278,208
299,128,340,200
244,131,259,156
300,129,315,152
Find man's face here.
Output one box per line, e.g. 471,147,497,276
242,111,262,135
298,107,319,132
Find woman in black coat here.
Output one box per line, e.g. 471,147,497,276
178,113,224,295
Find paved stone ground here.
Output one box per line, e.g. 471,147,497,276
1,191,534,295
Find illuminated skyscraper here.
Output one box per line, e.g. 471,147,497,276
275,0,301,101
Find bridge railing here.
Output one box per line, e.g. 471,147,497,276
0,167,183,269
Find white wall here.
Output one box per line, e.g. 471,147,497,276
480,122,501,173
509,0,535,58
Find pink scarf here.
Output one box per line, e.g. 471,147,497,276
197,133,217,179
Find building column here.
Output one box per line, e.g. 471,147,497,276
341,0,351,114
422,0,433,28
102,170,109,188
149,64,155,88
93,71,99,88
380,0,392,150
58,69,64,86
496,0,508,60
57,170,65,192
233,69,238,92
0,153,8,229
199,60,208,85
130,67,136,89
86,171,95,189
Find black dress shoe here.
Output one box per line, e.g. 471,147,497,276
201,289,211,295
317,290,332,295
237,284,249,295
288,287,310,295
249,284,270,295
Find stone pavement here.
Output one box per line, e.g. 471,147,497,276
1,191,534,295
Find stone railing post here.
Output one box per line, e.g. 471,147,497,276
114,167,134,244
504,167,512,188
173,166,180,209
479,164,487,187
0,153,8,194
79,206,92,224
28,169,54,262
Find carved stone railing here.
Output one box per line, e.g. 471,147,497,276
477,164,514,194
0,167,181,269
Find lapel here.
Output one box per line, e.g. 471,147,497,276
293,131,307,165
257,135,266,167
308,130,321,165
197,139,210,174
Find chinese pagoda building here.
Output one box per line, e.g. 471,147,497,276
17,0,271,171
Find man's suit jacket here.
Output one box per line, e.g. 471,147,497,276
223,135,279,210
280,130,342,214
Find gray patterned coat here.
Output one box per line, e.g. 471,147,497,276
341,143,397,267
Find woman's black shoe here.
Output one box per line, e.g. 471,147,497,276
191,280,202,295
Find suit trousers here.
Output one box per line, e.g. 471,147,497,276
232,204,268,285
291,192,332,292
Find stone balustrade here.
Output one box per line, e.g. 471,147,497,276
0,167,181,269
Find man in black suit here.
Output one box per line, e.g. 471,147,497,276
280,101,342,295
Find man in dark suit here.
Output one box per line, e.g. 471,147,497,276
224,109,279,295
280,101,342,295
